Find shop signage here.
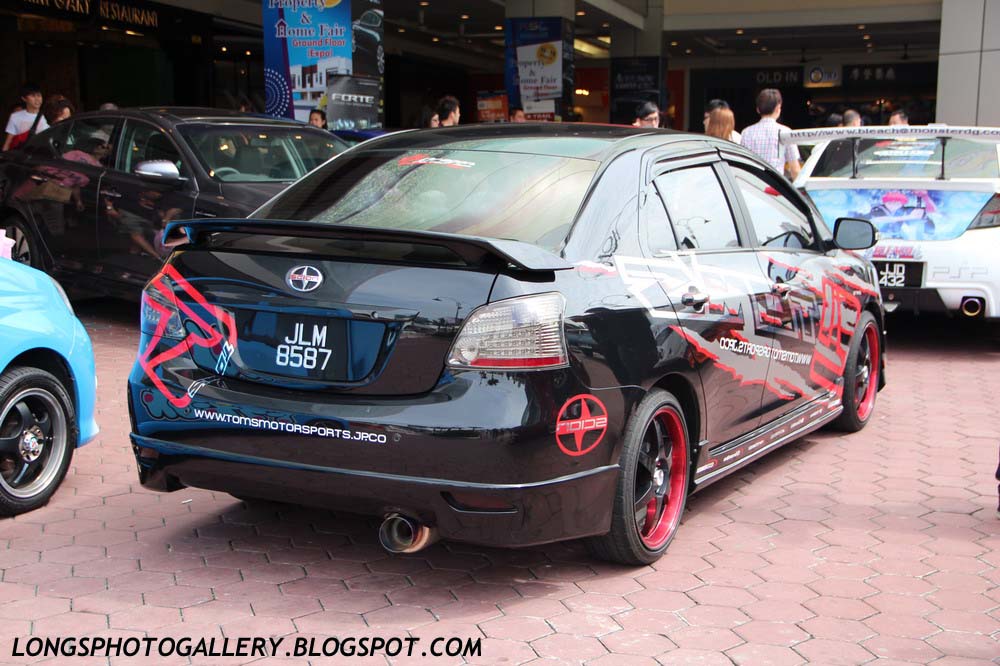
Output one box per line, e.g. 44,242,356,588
476,91,509,123
263,0,383,126
804,64,841,88
610,56,662,124
14,0,159,29
505,17,574,120
841,62,937,89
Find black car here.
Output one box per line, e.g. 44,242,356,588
0,107,347,298
128,124,885,565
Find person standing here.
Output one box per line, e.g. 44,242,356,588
705,107,738,143
509,106,526,123
843,109,862,127
43,96,74,125
740,88,801,180
632,101,660,128
308,109,328,130
436,96,460,127
3,83,48,151
889,110,909,126
704,99,741,142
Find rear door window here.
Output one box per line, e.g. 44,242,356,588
652,166,741,251
256,149,599,251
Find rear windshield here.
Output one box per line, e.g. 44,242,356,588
812,138,1000,179
254,149,599,251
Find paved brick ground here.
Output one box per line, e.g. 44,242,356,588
1,303,998,665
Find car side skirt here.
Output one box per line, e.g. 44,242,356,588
692,391,844,488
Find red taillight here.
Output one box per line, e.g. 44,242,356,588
446,293,568,371
968,193,1000,230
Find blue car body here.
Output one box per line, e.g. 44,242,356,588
0,259,98,446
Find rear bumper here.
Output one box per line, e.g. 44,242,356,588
132,433,619,547
128,357,643,548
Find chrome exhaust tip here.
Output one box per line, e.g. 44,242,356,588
378,513,438,554
960,297,985,318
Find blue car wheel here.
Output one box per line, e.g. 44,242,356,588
0,366,76,515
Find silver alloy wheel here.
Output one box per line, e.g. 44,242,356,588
0,388,67,499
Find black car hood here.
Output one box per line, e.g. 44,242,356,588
218,181,292,214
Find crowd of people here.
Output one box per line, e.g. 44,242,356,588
2,82,117,152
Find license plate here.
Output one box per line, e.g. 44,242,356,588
235,313,346,381
873,261,923,288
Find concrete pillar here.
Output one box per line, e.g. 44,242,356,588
609,0,665,124
504,0,576,120
936,0,1000,125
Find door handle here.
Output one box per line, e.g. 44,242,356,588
99,189,122,199
771,282,793,298
30,174,49,183
680,291,710,309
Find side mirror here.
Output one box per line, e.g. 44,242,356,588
833,217,878,250
134,160,183,182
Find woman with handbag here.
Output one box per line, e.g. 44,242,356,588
3,83,48,152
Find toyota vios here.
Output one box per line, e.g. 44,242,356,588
128,125,885,565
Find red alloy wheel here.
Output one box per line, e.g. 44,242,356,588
855,322,880,422
635,406,689,550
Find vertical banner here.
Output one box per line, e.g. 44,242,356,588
610,56,663,125
263,0,383,128
505,17,572,121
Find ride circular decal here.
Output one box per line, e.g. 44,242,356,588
555,394,608,457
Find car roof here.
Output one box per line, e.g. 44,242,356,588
69,107,309,128
356,123,707,161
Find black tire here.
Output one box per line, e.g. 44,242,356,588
586,389,691,565
0,366,77,516
833,311,881,432
1,216,41,269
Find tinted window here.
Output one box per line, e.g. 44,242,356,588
653,166,740,251
24,123,70,159
732,168,815,249
256,149,599,252
813,138,999,179
119,121,183,174
642,188,677,256
62,118,119,168
178,124,345,182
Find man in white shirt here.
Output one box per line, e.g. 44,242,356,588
740,88,800,180
3,83,49,151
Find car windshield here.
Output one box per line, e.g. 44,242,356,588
178,124,346,182
812,137,1000,179
254,149,599,251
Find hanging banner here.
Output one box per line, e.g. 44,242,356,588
263,0,383,126
505,17,572,120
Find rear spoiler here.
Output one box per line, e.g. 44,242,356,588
164,218,574,272
781,125,1000,145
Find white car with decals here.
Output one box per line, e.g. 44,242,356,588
783,126,1000,327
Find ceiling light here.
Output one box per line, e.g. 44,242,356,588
575,88,590,96
685,48,692,54
398,27,406,32
751,38,758,44
602,22,610,28
432,36,440,42
460,14,469,19
857,24,865,30
576,10,586,16
419,1,429,5
761,46,768,51
495,25,503,30
735,28,744,35
670,40,678,46
245,50,251,56
220,46,227,52
863,34,871,40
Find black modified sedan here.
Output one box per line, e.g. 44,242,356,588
128,124,885,565
0,107,346,299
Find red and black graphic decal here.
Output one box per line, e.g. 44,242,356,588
555,394,608,457
139,265,237,410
